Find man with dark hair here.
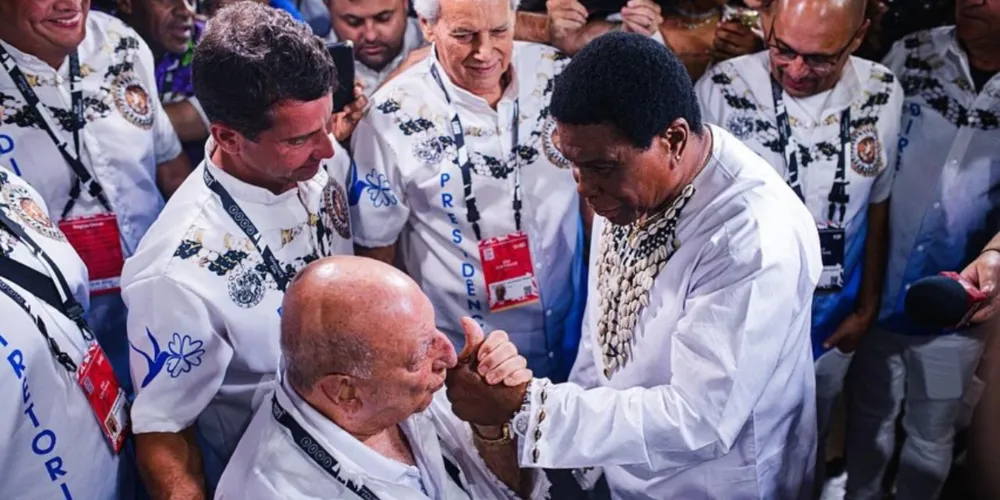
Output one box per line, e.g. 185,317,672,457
325,0,426,95
121,3,354,498
443,32,822,499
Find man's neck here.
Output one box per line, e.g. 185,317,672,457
358,425,417,466
211,146,295,195
299,387,418,466
645,128,713,220
964,39,1000,73
434,53,510,109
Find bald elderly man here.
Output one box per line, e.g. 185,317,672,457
215,256,550,499
695,0,903,488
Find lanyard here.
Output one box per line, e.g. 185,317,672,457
272,396,382,500
202,168,293,292
769,78,851,225
271,396,468,499
429,63,521,241
0,45,114,219
0,211,95,373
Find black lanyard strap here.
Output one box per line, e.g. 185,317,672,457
0,210,96,373
0,210,93,339
770,78,851,225
203,168,292,292
272,396,382,500
0,280,79,373
0,45,113,218
429,63,521,241
271,396,469,498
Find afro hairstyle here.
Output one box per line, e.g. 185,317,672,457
550,31,703,150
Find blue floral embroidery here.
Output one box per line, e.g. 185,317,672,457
348,159,398,208
129,328,206,388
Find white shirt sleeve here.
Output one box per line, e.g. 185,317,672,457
693,69,723,127
348,116,410,248
430,392,550,500
126,275,233,434
567,218,601,390
516,222,811,471
134,32,183,165
870,77,904,204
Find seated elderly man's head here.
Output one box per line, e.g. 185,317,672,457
280,256,458,434
413,0,520,102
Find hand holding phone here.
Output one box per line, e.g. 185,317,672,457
326,40,356,113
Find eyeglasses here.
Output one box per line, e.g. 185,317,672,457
766,24,864,75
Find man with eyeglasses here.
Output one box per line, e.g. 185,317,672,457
844,0,1000,498
694,0,903,490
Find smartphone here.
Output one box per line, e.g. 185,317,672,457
326,40,356,113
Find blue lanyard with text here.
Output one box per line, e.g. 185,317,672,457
429,63,521,241
770,78,851,225
202,168,292,291
0,44,114,218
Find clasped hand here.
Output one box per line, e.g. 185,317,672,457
445,317,532,426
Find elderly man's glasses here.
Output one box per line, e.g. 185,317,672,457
766,24,864,75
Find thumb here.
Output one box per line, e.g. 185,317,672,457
457,317,485,362
979,262,998,296
823,325,846,350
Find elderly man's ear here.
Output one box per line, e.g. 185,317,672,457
319,376,363,412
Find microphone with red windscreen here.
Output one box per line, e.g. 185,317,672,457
904,272,989,328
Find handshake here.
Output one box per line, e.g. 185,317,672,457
445,317,533,427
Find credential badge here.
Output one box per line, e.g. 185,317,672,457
112,73,154,130
850,125,883,177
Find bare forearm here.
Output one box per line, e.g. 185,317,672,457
156,154,194,199
355,243,397,266
557,21,615,56
473,426,533,499
857,201,890,316
165,100,209,143
136,429,206,500
514,12,550,44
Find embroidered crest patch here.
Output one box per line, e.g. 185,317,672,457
541,115,572,169
2,184,64,241
412,136,445,166
850,125,883,177
323,178,351,240
112,73,154,130
227,268,266,308
726,114,755,140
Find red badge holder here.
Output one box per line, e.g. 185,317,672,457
58,213,125,296
77,342,129,454
479,231,541,312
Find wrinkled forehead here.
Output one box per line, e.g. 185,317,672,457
772,4,859,53
555,121,633,165
436,0,514,28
